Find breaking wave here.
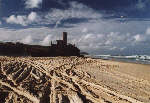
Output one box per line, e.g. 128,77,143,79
90,55,150,64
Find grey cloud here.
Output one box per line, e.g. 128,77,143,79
21,35,33,44
0,24,150,55
136,0,146,9
5,12,39,26
25,0,42,8
43,1,101,27
41,35,52,45
5,1,101,27
2,1,150,55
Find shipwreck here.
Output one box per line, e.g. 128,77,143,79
0,32,81,57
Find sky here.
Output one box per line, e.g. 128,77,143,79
0,0,150,55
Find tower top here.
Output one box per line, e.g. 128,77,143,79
63,32,67,45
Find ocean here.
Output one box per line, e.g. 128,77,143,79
89,55,150,65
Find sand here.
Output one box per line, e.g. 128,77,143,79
0,56,150,103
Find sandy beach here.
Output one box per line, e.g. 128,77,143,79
0,56,150,103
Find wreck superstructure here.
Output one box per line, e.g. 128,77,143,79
0,32,80,57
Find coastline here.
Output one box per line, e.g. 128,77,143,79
88,55,150,65
98,57,150,66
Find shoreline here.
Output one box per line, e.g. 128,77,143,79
98,58,150,66
90,56,150,65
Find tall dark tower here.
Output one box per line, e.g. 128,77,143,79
63,32,67,45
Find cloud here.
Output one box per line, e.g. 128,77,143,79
136,0,146,9
28,12,37,22
2,1,150,55
43,1,101,27
21,35,33,44
6,12,38,26
134,34,144,42
6,15,27,26
146,27,150,35
5,1,100,27
0,24,150,55
82,28,88,33
25,0,42,8
41,35,52,45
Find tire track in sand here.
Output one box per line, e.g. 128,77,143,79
0,57,146,103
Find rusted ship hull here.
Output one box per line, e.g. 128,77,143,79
0,42,80,57
0,32,81,57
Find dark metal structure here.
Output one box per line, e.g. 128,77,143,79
0,32,81,57
63,32,67,45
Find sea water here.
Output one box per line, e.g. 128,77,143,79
90,55,150,65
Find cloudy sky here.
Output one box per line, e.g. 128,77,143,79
0,0,150,55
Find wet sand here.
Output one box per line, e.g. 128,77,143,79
0,56,150,103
